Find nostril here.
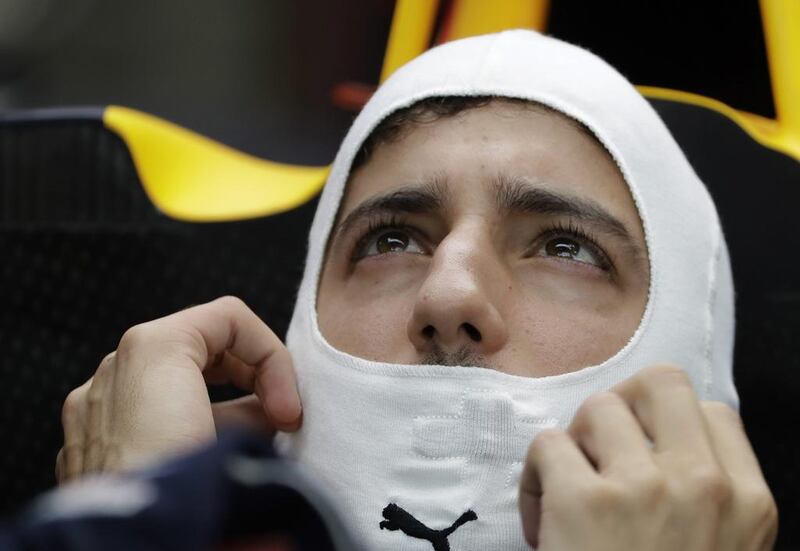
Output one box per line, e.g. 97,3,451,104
462,323,482,342
422,325,435,339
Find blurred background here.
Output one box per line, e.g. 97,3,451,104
0,0,773,159
1,0,798,548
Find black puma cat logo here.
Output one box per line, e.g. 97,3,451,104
379,503,478,551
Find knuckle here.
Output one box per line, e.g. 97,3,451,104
215,295,247,311
61,386,85,425
55,448,64,480
166,326,208,363
630,468,668,505
580,391,622,414
701,400,743,427
119,322,204,362
759,494,779,532
86,381,104,408
740,483,778,527
688,467,732,506
646,363,692,387
527,429,566,461
118,323,154,352
102,446,121,472
571,392,622,434
581,480,625,512
94,352,117,377
99,351,116,367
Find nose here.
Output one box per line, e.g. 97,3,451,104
407,226,509,357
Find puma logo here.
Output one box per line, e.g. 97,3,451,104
379,503,478,551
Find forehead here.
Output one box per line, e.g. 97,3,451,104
337,101,642,238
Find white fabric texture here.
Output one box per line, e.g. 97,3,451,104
275,29,737,551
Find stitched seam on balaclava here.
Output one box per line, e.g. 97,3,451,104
703,223,723,400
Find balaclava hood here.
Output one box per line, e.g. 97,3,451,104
275,29,736,550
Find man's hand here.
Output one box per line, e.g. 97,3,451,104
56,296,302,482
519,365,778,550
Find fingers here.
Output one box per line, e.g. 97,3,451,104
156,296,302,431
59,379,90,483
251,344,302,432
206,351,302,432
700,402,762,480
519,429,597,548
701,402,778,551
518,365,778,550
57,296,300,484
568,391,653,476
611,364,716,461
203,351,258,389
211,395,275,434
55,448,65,483
84,353,116,474
610,367,777,548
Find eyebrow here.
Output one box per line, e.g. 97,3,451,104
493,175,636,244
333,174,641,255
334,177,448,241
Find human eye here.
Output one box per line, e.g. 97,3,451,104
529,221,612,272
351,215,427,261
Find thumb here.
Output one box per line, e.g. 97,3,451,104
204,349,302,432
211,395,281,434
519,459,543,548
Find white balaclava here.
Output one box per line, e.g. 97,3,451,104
275,30,737,551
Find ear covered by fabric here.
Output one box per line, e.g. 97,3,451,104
274,30,736,551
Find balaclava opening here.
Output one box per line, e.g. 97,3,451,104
275,30,736,551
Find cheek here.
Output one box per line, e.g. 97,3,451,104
509,303,632,375
515,258,638,314
507,268,641,374
318,261,422,362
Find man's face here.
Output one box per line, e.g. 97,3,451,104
317,101,649,377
